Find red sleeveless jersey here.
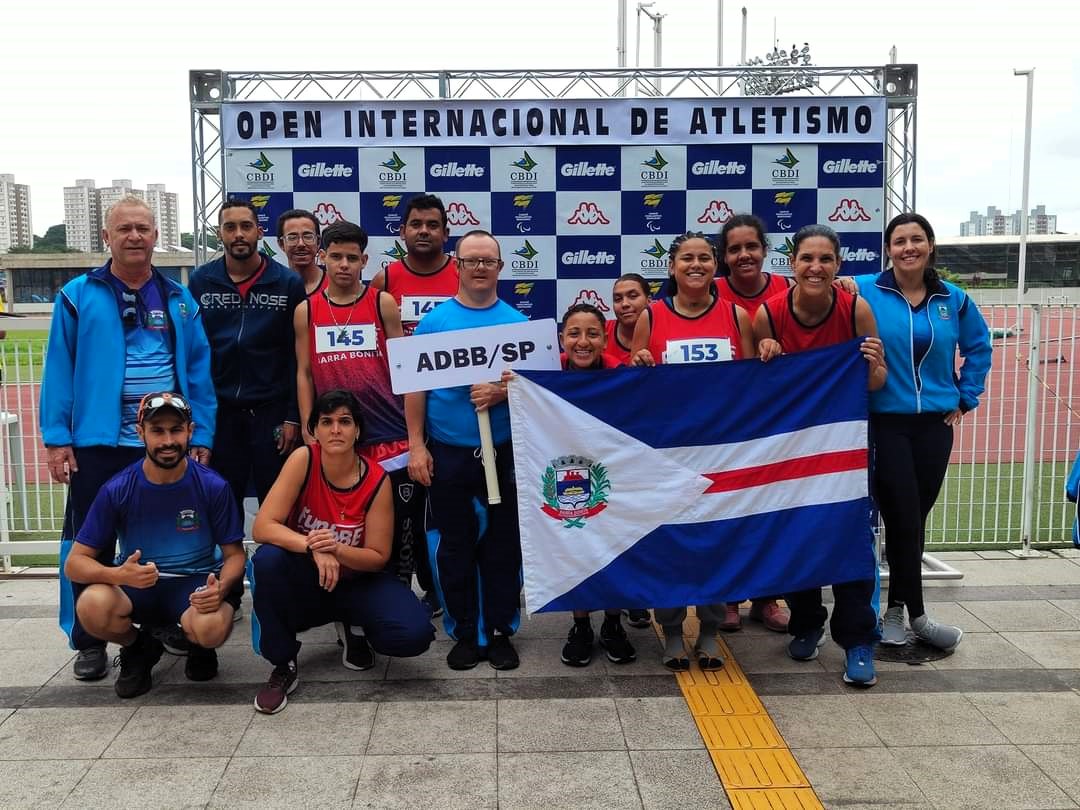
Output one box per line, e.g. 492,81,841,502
288,444,386,571
384,257,459,335
646,296,745,364
603,319,634,366
716,273,791,314
762,286,858,353
306,269,329,297
308,286,406,446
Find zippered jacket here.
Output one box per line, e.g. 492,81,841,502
40,262,216,448
855,270,992,415
188,256,305,421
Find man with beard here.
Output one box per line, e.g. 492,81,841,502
64,392,245,698
276,208,325,295
189,199,306,514
42,194,215,682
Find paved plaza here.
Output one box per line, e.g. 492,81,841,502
3,551,1080,808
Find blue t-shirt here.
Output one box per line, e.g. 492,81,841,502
107,275,177,446
911,300,933,369
412,297,528,446
77,459,243,575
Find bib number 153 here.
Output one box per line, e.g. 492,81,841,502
664,338,732,364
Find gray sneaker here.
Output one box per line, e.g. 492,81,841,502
911,614,962,652
880,606,907,646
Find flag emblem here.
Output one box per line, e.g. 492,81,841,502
542,456,610,528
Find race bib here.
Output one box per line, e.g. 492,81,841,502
400,295,450,323
664,338,732,364
314,324,377,354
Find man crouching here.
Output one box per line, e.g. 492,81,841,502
64,391,245,698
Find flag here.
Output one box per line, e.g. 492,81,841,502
508,339,875,614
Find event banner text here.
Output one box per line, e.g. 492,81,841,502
222,98,887,149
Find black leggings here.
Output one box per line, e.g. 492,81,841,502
871,413,953,620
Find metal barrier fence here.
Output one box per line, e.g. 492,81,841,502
0,304,1077,564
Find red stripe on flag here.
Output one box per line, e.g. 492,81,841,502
702,448,868,494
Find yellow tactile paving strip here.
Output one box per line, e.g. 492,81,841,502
668,617,824,810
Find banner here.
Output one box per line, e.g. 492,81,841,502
507,341,875,613
223,97,886,322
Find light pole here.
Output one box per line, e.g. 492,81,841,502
636,3,665,94
1014,68,1034,310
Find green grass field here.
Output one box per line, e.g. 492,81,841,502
0,331,47,382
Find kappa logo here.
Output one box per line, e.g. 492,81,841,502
774,148,800,169
541,455,611,529
513,240,540,261
176,508,200,532
642,150,668,170
383,241,407,261
249,195,270,208
248,152,273,173
643,193,664,207
828,199,872,223
567,202,611,225
641,239,667,259
381,152,407,172
515,282,535,295
446,202,480,226
398,483,414,503
513,194,533,208
382,195,402,207
697,200,735,224
313,202,346,226
774,192,796,205
511,151,539,172
571,289,611,312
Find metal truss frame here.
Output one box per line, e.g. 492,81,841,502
190,65,917,264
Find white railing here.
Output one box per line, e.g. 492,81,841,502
1,305,1077,566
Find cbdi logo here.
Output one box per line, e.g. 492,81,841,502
243,151,276,189
426,148,489,191
378,151,408,188
381,241,407,269
556,147,620,190
640,238,669,272
640,149,670,188
772,147,801,186
509,150,540,188
294,148,359,191
511,240,541,274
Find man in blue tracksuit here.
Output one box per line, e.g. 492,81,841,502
41,194,216,681
188,199,306,514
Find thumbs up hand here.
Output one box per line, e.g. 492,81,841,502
189,571,223,614
120,549,158,589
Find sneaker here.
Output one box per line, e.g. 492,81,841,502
880,605,907,646
911,614,963,652
843,644,878,687
421,591,444,618
254,660,298,714
720,603,742,632
749,599,790,633
561,621,594,667
624,609,652,628
185,645,218,681
73,646,109,681
114,629,164,699
487,633,520,670
599,620,637,664
447,636,481,670
787,627,826,661
335,622,375,671
154,624,190,656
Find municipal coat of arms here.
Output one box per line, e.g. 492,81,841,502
541,455,611,529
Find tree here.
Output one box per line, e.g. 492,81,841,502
181,231,221,251
29,224,80,253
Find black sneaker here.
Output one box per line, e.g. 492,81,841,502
114,629,164,699
624,609,652,628
73,646,109,681
153,624,190,656
421,591,444,618
599,620,637,664
447,636,480,670
184,645,218,681
561,621,595,667
335,622,375,671
254,660,298,714
487,633,519,671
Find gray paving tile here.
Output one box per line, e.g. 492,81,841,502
1049,599,1080,620
498,697,625,752
793,747,929,809
933,551,984,560
1021,745,1080,804
723,632,827,674
0,579,61,605
103,704,252,758
976,550,1020,560
949,559,1080,587
0,758,91,809
0,617,69,649
924,601,993,632
0,647,75,687
61,756,228,808
0,706,135,759
929,632,1039,670
295,642,391,682
818,644,916,674
237,702,375,756
629,749,730,810
354,753,496,809
761,695,880,748
515,611,579,639
601,636,672,677
891,744,1076,809
385,640,495,680
367,699,495,754
494,636,609,679
1001,631,1080,668
0,708,11,724
853,693,1007,746
159,642,268,684
614,697,703,750
498,750,642,810
968,692,1080,744
43,644,182,690
962,600,1080,631
210,755,363,809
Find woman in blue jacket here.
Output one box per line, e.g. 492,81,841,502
855,213,991,651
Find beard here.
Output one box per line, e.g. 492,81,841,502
147,444,187,470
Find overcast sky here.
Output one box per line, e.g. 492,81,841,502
2,0,1076,237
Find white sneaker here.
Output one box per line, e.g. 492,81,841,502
880,606,907,646
911,614,963,652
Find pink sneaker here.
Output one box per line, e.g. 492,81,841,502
749,599,789,633
719,603,742,632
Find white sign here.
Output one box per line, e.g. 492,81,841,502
387,319,561,394
314,324,377,354
664,338,733,364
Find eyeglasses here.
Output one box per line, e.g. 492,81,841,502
137,392,190,422
282,232,318,245
457,257,502,270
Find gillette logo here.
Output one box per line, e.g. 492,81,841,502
561,162,617,178
297,162,353,178
561,250,616,266
840,247,879,262
823,159,878,174
690,160,746,176
430,163,485,178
